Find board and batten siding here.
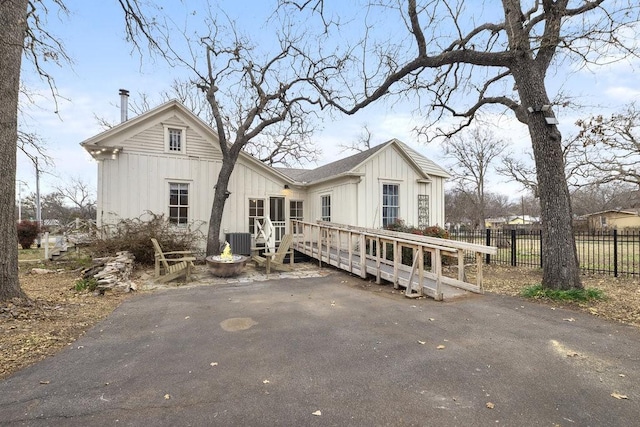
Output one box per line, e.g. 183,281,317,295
105,112,222,161
96,150,298,248
97,152,216,237
306,178,359,225
222,162,301,236
354,145,446,228
301,145,446,231
92,103,447,249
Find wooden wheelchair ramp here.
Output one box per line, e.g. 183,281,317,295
291,221,497,301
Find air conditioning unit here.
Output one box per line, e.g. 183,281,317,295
225,232,252,256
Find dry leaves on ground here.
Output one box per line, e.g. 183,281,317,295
481,265,640,328
0,269,130,380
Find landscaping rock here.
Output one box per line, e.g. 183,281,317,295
81,251,136,294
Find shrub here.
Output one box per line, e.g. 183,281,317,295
17,220,40,249
87,212,204,265
74,278,98,292
381,220,452,266
385,219,449,239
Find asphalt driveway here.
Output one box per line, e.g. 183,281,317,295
1,272,639,426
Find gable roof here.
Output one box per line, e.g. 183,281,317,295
394,140,451,179
586,209,640,217
276,138,450,184
80,101,448,187
80,100,210,148
276,143,386,183
80,99,295,184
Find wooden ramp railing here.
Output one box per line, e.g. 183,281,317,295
291,220,497,301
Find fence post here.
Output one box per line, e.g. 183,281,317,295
485,228,491,265
539,229,543,269
511,229,517,266
613,229,618,278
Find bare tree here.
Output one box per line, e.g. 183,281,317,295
54,177,96,220
445,189,475,227
570,182,640,216
287,0,639,290
498,137,584,196
339,125,373,154
117,3,330,254
573,103,640,187
444,127,506,229
94,80,208,130
1,0,30,301
198,29,325,254
1,0,69,301
95,78,321,167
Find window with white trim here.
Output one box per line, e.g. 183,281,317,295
382,184,399,227
169,183,189,225
249,198,265,235
164,125,186,154
290,200,304,233
321,195,331,222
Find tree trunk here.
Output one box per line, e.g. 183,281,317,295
513,65,582,290
206,149,242,256
206,169,231,256
0,0,29,302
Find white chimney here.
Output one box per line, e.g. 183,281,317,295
119,89,129,122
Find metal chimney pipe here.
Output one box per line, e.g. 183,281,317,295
119,89,129,122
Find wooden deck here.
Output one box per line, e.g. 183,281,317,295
291,221,497,301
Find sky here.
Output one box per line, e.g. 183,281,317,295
16,0,640,203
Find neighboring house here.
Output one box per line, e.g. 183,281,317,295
80,100,449,248
485,217,507,229
586,209,640,231
485,215,540,229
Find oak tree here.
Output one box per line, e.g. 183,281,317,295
288,0,639,290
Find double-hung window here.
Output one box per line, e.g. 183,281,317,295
249,199,265,235
321,195,331,222
382,184,399,227
169,183,189,225
290,200,304,233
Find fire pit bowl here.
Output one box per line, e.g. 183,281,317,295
205,254,249,277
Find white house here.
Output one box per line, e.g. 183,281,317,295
80,100,450,248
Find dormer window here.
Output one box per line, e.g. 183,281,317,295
164,125,186,154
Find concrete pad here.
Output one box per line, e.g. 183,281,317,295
1,272,639,426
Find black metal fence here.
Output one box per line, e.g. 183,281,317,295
449,229,640,277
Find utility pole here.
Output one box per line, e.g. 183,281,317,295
35,157,42,247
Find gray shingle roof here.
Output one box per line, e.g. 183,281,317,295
276,143,387,183
394,140,450,179
276,139,449,184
